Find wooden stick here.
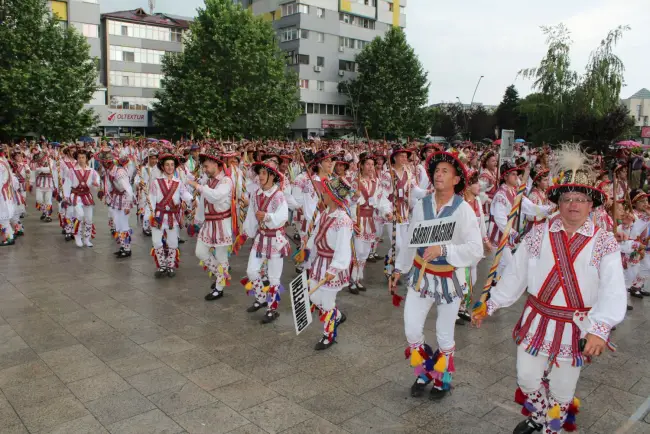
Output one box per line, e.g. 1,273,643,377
613,172,619,233
308,277,329,295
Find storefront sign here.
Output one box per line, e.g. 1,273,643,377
321,119,355,129
93,106,149,127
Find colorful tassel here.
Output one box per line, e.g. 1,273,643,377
392,293,404,307
404,347,412,359
472,301,487,320
434,354,447,373
515,387,526,405
548,403,561,420
410,350,424,367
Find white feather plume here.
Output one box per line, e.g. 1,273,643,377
550,143,595,183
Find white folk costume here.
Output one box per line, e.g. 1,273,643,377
0,155,17,246
193,151,234,300
396,152,483,398
97,151,135,258
478,151,498,215
32,153,56,221
8,156,28,236
63,153,100,247
306,177,353,350
149,155,193,276
482,145,626,434
60,154,77,238
240,162,290,323
135,150,162,235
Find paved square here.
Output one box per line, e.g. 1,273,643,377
0,202,648,433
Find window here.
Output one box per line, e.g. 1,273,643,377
298,54,309,64
297,4,309,13
121,25,128,36
299,79,309,89
317,56,324,67
109,96,158,110
107,20,183,43
81,23,98,38
339,60,356,72
109,71,163,88
280,26,298,42
316,7,325,18
300,29,309,39
388,2,393,11
320,104,327,114
307,103,314,114
51,1,68,20
327,104,333,115
317,81,324,91
316,32,324,42
109,45,166,65
282,2,308,16
339,13,375,29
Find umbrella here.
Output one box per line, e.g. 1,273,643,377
482,138,493,144
616,140,642,148
79,136,94,143
515,138,526,143
146,138,159,142
159,139,171,144
494,139,502,145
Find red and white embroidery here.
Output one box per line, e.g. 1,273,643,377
589,230,619,270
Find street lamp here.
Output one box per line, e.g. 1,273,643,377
456,97,468,140
467,75,484,141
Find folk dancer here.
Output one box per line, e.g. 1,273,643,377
628,189,650,298
187,148,234,301
0,149,17,246
478,149,498,216
523,167,553,235
149,154,193,277
9,150,29,236
135,149,161,236
391,151,483,400
239,158,290,323
96,150,135,258
349,152,379,294
63,147,100,247
473,145,626,434
305,177,353,350
60,146,77,240
32,152,56,222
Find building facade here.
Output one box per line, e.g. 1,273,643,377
622,88,650,129
236,0,406,138
99,8,191,137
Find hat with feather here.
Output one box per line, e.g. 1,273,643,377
546,143,606,208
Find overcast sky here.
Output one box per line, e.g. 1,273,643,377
101,0,649,105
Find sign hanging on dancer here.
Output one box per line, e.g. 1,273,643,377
289,271,312,335
407,216,456,248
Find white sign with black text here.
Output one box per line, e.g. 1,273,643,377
407,216,456,248
289,271,313,335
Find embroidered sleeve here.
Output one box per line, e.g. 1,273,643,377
524,222,544,258
589,230,620,269
588,320,612,342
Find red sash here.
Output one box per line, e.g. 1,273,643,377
254,189,282,258
154,178,180,227
513,223,595,365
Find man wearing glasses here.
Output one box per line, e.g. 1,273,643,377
473,145,626,434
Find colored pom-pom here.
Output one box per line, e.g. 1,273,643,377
515,387,526,405
392,293,404,307
410,350,424,367
434,354,447,373
521,407,531,417
548,419,562,432
424,358,434,372
524,401,536,413
562,421,577,432
244,281,253,291
548,404,561,420
240,277,249,286
404,347,411,359
567,403,580,415
472,301,487,319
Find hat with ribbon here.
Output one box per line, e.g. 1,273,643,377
546,144,606,207
390,144,412,164
322,176,353,208
199,147,223,164
425,151,468,194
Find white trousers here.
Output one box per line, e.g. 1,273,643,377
195,241,229,265
35,189,52,211
0,219,14,241
351,239,372,282
74,204,94,225
247,254,284,286
152,225,179,250
309,287,338,311
110,208,130,233
496,246,513,279
516,346,581,404
404,287,460,351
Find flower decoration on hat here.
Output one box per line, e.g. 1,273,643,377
199,147,223,164
546,143,605,207
425,151,468,194
322,176,353,208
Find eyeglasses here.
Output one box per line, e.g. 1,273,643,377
559,196,592,204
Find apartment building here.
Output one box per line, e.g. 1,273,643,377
237,0,406,138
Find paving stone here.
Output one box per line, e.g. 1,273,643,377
2,375,71,409
210,378,277,411
107,352,165,378
0,359,52,388
107,409,184,434
126,366,188,397
67,371,131,402
15,395,89,433
0,423,28,434
141,335,195,358
86,388,156,426
590,408,650,434
240,397,314,434
46,414,109,434
267,372,330,402
341,406,427,434
360,381,425,416
173,403,251,434
186,362,246,391
159,348,216,374
0,395,20,430
282,417,350,434
302,387,373,425
148,382,218,417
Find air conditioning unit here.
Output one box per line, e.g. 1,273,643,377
338,70,345,76
314,65,322,72
338,46,344,52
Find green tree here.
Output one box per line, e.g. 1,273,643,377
0,0,98,141
494,85,520,131
340,27,429,139
153,0,300,139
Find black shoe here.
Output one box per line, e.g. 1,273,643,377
155,268,166,278
640,290,650,296
261,310,279,324
20,213,25,219
455,318,466,326
348,284,359,295
143,229,152,237
366,255,377,263
178,238,186,244
513,418,543,434
631,289,643,299
357,283,366,291
0,239,15,247
628,305,633,311
293,233,300,241
40,214,46,221
314,336,335,350
205,290,224,301
247,301,268,312
61,229,66,234
116,249,131,259
44,216,52,222
295,267,303,274
64,234,73,242
457,310,471,322
111,229,116,236
167,268,176,278
337,312,347,326
410,380,430,398
428,387,449,401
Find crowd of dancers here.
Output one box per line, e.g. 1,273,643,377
0,137,641,433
